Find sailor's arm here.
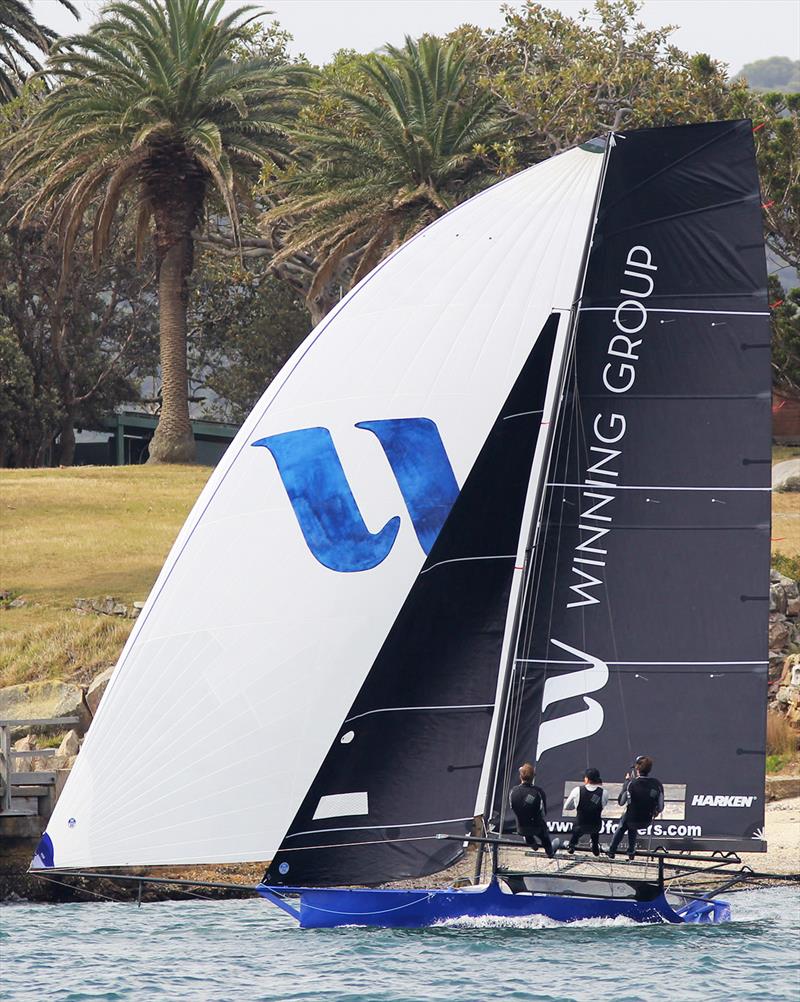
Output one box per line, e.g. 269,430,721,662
564,786,581,811
617,777,631,806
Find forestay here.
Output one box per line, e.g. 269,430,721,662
35,145,604,869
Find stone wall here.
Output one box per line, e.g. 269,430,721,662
769,570,800,728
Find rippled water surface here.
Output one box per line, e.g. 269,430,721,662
2,886,799,1001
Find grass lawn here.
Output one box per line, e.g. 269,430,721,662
1,465,212,687
1,448,798,689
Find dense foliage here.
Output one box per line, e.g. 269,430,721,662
0,0,77,101
0,0,305,463
0,0,797,467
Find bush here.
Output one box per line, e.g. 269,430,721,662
773,553,800,582
767,710,797,758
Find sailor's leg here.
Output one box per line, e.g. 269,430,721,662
608,815,628,857
567,827,581,853
626,825,638,859
590,832,600,856
538,826,556,858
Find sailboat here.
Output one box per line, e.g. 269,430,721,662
31,120,771,929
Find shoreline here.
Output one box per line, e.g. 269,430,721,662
3,796,798,905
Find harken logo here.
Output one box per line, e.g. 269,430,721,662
253,418,459,573
691,794,757,808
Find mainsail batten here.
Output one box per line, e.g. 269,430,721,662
36,147,604,870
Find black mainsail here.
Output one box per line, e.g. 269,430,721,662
494,120,771,853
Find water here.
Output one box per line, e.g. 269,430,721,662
2,887,799,1001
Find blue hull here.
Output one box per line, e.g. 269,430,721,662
257,881,730,929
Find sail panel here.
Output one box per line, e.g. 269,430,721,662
498,120,771,851
38,148,603,869
266,319,560,886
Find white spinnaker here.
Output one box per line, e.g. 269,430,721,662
40,147,602,869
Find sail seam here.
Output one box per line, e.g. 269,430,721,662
579,307,769,316
516,659,768,665
344,704,494,723
503,410,544,420
420,554,516,575
278,834,452,852
285,817,473,839
547,483,771,491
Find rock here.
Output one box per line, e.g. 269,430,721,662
769,614,792,652
769,655,786,682
57,729,80,758
65,754,78,769
12,734,36,752
8,597,25,608
0,681,91,738
86,666,114,716
770,583,787,614
776,686,792,706
772,459,800,492
75,596,140,619
765,776,800,800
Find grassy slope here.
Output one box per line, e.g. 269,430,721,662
1,447,798,689
1,465,212,687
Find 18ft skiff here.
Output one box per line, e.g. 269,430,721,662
33,120,772,928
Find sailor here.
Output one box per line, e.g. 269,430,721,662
564,767,608,856
607,755,664,860
508,763,557,858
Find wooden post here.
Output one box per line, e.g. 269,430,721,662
0,724,11,813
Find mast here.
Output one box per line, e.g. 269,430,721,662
480,133,614,836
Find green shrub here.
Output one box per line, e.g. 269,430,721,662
773,552,800,582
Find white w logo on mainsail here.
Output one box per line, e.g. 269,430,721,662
535,639,609,758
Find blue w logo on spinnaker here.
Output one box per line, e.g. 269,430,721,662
252,418,459,573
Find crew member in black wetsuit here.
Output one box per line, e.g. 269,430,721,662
607,755,664,860
564,767,608,856
508,763,557,858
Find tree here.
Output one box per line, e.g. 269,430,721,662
771,276,800,397
0,0,78,102
0,189,160,467
754,93,800,272
260,35,516,323
469,0,753,159
1,0,305,463
738,57,800,94
188,250,310,423
0,84,159,467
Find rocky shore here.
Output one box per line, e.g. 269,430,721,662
2,576,799,904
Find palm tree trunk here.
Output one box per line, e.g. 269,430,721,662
148,234,196,464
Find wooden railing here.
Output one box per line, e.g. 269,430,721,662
0,717,79,815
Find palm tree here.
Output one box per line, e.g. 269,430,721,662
0,0,78,102
2,0,304,462
262,36,515,324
